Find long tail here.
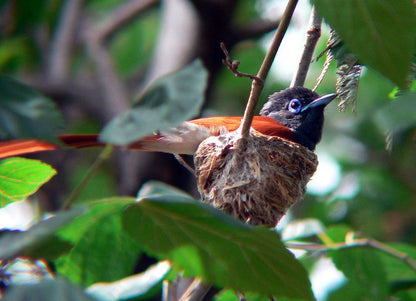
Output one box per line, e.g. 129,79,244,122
0,116,295,159
0,121,215,159
0,135,99,159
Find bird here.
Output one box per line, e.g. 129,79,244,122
0,86,337,159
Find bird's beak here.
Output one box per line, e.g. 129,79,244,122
301,93,337,112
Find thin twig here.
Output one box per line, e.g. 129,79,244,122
174,154,195,175
239,0,299,140
235,291,246,301
220,43,263,82
62,145,114,210
286,238,416,272
94,0,159,43
178,278,211,301
47,0,83,83
290,6,321,87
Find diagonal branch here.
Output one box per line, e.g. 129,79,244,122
286,238,416,272
233,18,281,42
47,0,84,83
239,0,299,140
95,0,160,43
290,6,322,87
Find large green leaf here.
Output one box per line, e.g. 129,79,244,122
312,0,415,88
377,243,416,292
56,197,140,286
0,157,56,207
0,207,85,261
100,59,208,145
0,73,64,140
121,184,315,300
325,226,389,300
2,279,98,301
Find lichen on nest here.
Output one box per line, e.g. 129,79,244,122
194,130,318,227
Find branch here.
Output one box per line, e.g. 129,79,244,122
290,6,321,87
47,0,83,83
220,43,263,82
84,21,130,118
178,278,211,301
239,0,299,140
62,145,114,210
94,0,160,43
286,238,416,272
233,18,281,42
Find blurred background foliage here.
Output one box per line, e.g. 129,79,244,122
1,0,415,249
0,0,415,299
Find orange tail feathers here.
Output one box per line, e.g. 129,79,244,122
0,135,103,159
0,134,168,159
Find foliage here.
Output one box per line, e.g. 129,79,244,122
0,74,64,141
0,157,56,206
0,0,415,301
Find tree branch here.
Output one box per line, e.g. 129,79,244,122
290,6,321,87
47,0,83,83
220,42,263,82
94,0,160,43
84,22,129,118
239,0,299,140
286,238,416,272
178,278,211,301
233,18,281,42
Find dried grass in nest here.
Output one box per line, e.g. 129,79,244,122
194,130,318,227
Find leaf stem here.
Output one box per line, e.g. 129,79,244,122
286,238,416,272
239,0,298,140
62,144,114,210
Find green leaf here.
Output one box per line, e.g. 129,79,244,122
2,279,98,301
312,0,416,88
373,92,416,133
56,197,140,286
0,207,85,261
324,226,389,300
329,248,389,300
0,73,64,141
378,243,416,282
21,234,73,260
0,157,57,207
100,59,208,145
121,189,315,300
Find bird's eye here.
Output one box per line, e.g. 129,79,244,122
288,98,302,114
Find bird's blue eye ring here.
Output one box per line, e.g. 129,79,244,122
288,98,302,114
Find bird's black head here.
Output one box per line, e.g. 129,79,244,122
260,86,337,150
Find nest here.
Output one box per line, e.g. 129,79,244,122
194,131,318,227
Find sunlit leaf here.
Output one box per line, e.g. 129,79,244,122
86,261,170,301
312,0,415,88
0,157,56,207
100,59,208,145
122,185,314,300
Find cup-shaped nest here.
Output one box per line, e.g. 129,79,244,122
194,131,318,227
